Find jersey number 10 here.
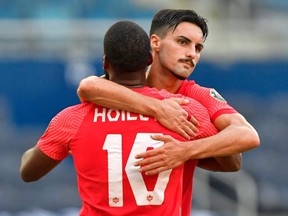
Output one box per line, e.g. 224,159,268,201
103,133,172,207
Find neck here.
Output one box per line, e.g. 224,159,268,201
146,63,182,94
117,81,144,88
109,70,146,88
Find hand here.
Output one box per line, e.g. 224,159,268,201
155,98,199,140
134,134,188,175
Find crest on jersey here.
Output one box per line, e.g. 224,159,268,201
209,89,226,102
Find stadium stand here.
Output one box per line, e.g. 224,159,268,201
0,1,287,215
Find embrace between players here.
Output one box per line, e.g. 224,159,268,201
20,9,260,216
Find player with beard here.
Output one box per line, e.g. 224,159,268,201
20,20,220,215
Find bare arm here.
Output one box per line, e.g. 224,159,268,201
198,114,251,172
20,147,61,182
77,75,199,139
196,155,242,172
134,113,260,175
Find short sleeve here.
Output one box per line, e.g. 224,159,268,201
37,104,90,160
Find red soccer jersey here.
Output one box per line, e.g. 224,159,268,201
157,87,221,216
177,80,237,121
176,80,238,216
37,86,218,216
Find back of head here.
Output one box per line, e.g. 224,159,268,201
104,21,151,74
150,9,208,41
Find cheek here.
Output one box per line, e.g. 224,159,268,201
160,44,179,61
159,50,176,69
160,41,178,54
195,53,201,63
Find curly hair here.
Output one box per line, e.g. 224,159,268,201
104,21,151,73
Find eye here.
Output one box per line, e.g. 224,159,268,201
196,45,203,53
178,39,187,45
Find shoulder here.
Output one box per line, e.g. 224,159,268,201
182,79,196,87
178,80,228,103
134,87,166,100
177,79,196,92
52,103,93,127
38,103,93,148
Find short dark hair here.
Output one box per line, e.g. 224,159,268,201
150,9,208,41
104,20,151,73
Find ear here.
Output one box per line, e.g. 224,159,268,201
102,55,109,71
150,34,160,52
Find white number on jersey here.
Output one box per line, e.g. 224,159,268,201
103,133,172,207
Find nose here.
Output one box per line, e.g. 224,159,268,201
186,46,196,59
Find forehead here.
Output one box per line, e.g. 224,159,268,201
168,22,204,42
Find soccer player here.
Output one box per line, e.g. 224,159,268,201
20,20,219,215
77,9,260,215
78,9,260,172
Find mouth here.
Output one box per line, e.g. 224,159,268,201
180,59,195,68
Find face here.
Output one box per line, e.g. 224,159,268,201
152,22,204,79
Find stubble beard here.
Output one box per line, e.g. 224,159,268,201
169,64,193,80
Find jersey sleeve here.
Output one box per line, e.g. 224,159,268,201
178,80,237,121
37,104,90,160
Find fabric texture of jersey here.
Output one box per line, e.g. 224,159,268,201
156,88,220,216
37,86,218,216
177,80,237,121
176,80,237,215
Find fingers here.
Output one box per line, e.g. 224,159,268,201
135,146,159,160
157,98,199,139
134,142,163,168
174,117,198,139
134,135,171,171
150,134,169,142
172,99,200,133
134,154,161,173
141,165,167,176
189,115,200,127
175,128,192,140
177,110,198,138
134,155,168,176
172,97,190,105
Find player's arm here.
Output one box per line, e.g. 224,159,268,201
134,113,260,175
77,75,198,139
196,155,242,172
196,113,259,171
184,86,258,171
20,146,61,182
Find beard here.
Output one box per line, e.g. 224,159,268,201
168,58,195,80
170,70,187,80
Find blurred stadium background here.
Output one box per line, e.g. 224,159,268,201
0,0,287,216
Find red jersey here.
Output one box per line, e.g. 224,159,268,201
37,87,218,216
177,80,237,121
177,80,238,216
